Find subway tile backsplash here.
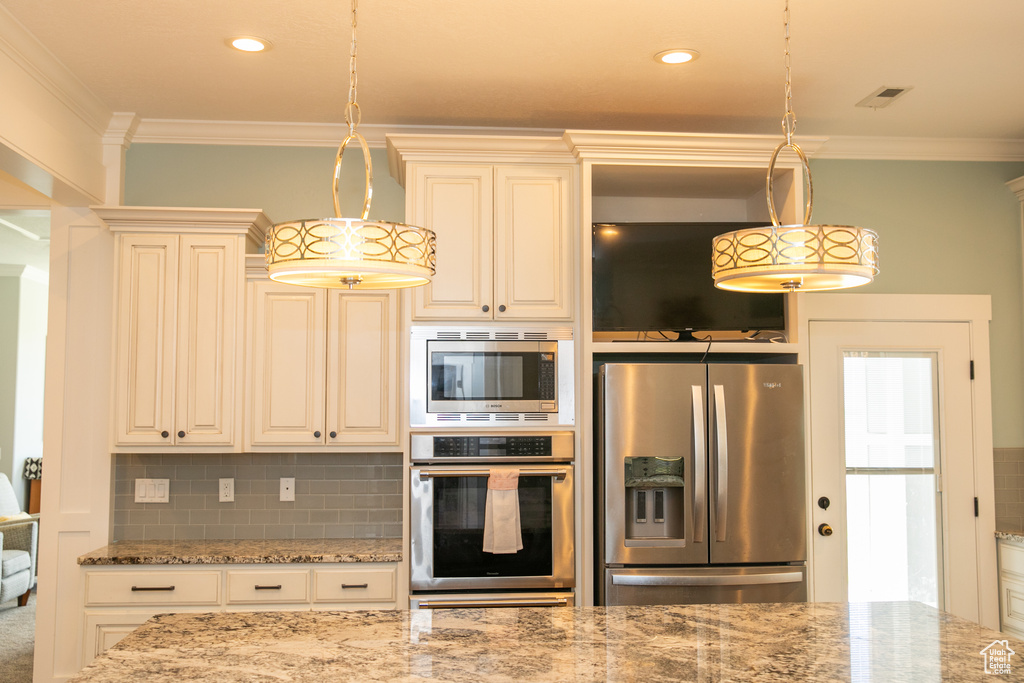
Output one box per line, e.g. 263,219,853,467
113,453,403,541
995,447,1024,531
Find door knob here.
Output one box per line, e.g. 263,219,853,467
314,430,321,438
818,496,831,510
482,305,489,312
498,305,506,312
818,523,833,537
177,430,185,439
329,431,337,438
161,431,169,438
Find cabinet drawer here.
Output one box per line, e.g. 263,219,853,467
313,567,396,604
226,570,309,604
84,571,220,607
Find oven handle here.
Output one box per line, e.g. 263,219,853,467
415,468,569,480
416,597,570,608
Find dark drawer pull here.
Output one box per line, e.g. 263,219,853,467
255,584,283,590
341,583,369,589
131,585,175,592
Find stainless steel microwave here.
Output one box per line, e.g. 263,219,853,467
410,326,574,427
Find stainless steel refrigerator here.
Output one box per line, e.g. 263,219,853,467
597,362,807,606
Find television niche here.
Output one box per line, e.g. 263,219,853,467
592,222,786,339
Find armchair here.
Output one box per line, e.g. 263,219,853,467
0,473,38,607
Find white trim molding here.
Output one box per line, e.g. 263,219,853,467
816,136,1024,162
132,120,564,149
128,119,1024,163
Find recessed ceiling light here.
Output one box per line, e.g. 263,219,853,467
228,36,271,53
655,49,700,65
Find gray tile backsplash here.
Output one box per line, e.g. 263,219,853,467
995,447,1024,531
113,453,403,541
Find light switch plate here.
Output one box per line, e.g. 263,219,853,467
280,477,295,502
134,478,170,503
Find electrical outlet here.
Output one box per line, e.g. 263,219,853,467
219,478,234,503
134,479,170,503
280,477,295,502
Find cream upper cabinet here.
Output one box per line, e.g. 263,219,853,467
102,207,267,451
407,163,574,321
247,272,399,449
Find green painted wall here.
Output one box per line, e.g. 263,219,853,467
124,145,1024,446
809,159,1024,447
125,144,406,224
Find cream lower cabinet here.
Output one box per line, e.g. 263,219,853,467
246,274,399,449
99,207,268,451
998,538,1024,639
81,563,398,665
404,163,575,321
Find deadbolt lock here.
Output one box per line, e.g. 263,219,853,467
818,523,833,537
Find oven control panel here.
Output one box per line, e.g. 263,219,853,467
411,432,574,463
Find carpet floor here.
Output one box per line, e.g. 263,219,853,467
0,589,35,683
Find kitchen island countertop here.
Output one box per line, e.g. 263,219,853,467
69,601,1018,682
77,538,401,565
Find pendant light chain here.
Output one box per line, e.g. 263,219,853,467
345,0,361,132
782,0,796,144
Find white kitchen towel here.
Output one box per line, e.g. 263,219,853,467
482,468,523,554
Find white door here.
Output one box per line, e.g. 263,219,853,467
809,320,982,623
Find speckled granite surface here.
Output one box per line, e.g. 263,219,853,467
77,538,401,565
996,530,1024,545
69,602,1017,682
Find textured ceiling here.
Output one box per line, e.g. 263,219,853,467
2,0,1023,140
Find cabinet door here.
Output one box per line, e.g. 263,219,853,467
326,291,398,445
113,234,178,446
493,165,574,320
175,236,239,446
408,164,494,319
248,281,326,446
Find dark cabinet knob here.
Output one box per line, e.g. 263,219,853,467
498,305,506,312
161,431,169,438
329,431,337,439
818,523,833,537
177,430,185,439
482,305,489,312
314,430,322,438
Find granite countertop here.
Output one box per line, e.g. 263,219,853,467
996,530,1024,544
77,538,402,565
69,601,1017,682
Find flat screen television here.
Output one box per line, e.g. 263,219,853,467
592,222,786,337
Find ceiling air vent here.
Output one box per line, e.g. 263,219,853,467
856,86,913,109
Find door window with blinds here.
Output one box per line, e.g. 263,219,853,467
842,351,943,608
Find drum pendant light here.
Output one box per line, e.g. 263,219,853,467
712,0,878,292
266,0,436,289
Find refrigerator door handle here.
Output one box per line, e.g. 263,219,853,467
691,385,706,543
611,571,804,587
713,384,728,541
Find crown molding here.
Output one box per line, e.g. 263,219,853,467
130,118,1024,163
1006,175,1024,200
132,119,565,149
814,136,1024,162
0,5,110,135
92,206,271,244
563,130,827,164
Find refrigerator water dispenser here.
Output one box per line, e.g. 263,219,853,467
624,456,684,540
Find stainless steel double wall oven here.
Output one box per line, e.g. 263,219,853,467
409,432,575,608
